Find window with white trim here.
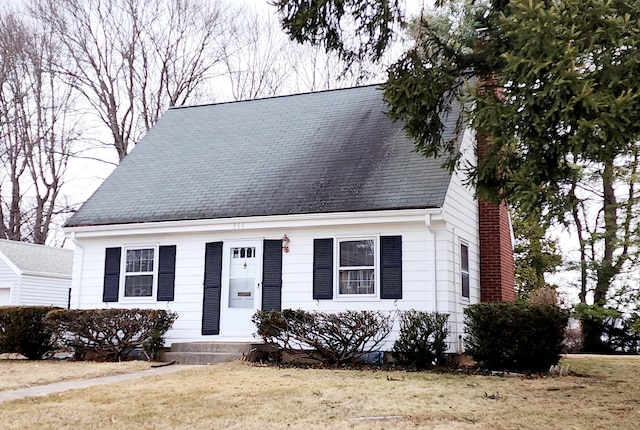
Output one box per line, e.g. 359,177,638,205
338,238,376,296
461,243,470,299
124,248,155,297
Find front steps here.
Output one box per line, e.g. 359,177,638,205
160,342,253,365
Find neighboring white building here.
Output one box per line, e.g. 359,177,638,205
64,85,515,350
0,239,73,308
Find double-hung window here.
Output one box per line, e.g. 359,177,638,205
461,243,470,299
338,238,376,296
103,245,176,303
124,248,155,297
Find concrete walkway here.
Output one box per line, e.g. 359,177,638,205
0,364,190,404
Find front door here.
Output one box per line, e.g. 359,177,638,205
220,241,262,338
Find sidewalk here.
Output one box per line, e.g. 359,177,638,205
0,364,190,403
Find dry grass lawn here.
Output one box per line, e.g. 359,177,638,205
0,354,638,429
0,359,151,392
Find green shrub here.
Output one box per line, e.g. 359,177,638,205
0,306,58,360
392,310,449,369
464,302,568,373
47,308,177,361
253,309,393,365
142,310,179,360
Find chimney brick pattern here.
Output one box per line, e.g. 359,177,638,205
476,134,516,302
478,199,515,302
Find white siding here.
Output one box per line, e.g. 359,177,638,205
71,212,459,348
0,288,11,305
16,275,71,308
0,258,19,305
441,127,480,349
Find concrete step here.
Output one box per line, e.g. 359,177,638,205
168,342,253,354
160,342,256,365
160,351,244,365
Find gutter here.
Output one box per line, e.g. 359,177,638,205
65,208,444,238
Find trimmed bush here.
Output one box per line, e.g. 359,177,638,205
142,310,179,360
253,309,393,365
0,306,58,360
464,302,568,373
392,310,449,369
48,308,177,361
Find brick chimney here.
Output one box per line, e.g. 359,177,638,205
477,134,516,302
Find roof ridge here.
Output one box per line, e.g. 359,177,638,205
168,83,385,111
0,238,71,252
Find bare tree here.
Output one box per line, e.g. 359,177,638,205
0,11,77,244
218,4,386,102
32,0,231,161
220,6,292,101
287,42,385,93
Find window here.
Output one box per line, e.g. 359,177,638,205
232,247,255,259
103,246,176,303
228,246,257,308
124,248,155,297
461,243,470,299
338,239,375,295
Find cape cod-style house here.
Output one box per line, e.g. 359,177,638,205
64,85,515,351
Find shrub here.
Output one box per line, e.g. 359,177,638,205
573,304,640,353
392,310,449,369
464,302,568,373
253,309,393,365
529,287,559,305
142,310,179,360
0,306,59,360
47,308,177,361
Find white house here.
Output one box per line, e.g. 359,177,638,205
0,239,73,308
64,85,515,350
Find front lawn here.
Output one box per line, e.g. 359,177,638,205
0,354,638,429
0,359,152,392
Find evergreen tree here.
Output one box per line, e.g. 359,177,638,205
273,0,640,350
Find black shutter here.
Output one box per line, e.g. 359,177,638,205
103,247,121,302
262,240,282,311
157,245,177,301
202,242,223,335
380,236,402,299
313,238,333,300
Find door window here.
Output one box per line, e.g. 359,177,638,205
229,247,256,308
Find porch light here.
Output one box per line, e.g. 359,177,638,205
281,234,290,253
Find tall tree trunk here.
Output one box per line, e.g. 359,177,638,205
583,159,619,352
597,159,618,305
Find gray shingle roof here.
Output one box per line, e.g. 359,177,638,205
0,239,73,276
66,85,456,227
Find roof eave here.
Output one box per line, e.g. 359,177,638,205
65,208,445,238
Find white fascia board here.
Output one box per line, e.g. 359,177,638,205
64,208,444,239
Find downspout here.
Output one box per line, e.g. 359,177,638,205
69,232,83,309
425,214,437,313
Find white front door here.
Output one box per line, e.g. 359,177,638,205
220,241,262,338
